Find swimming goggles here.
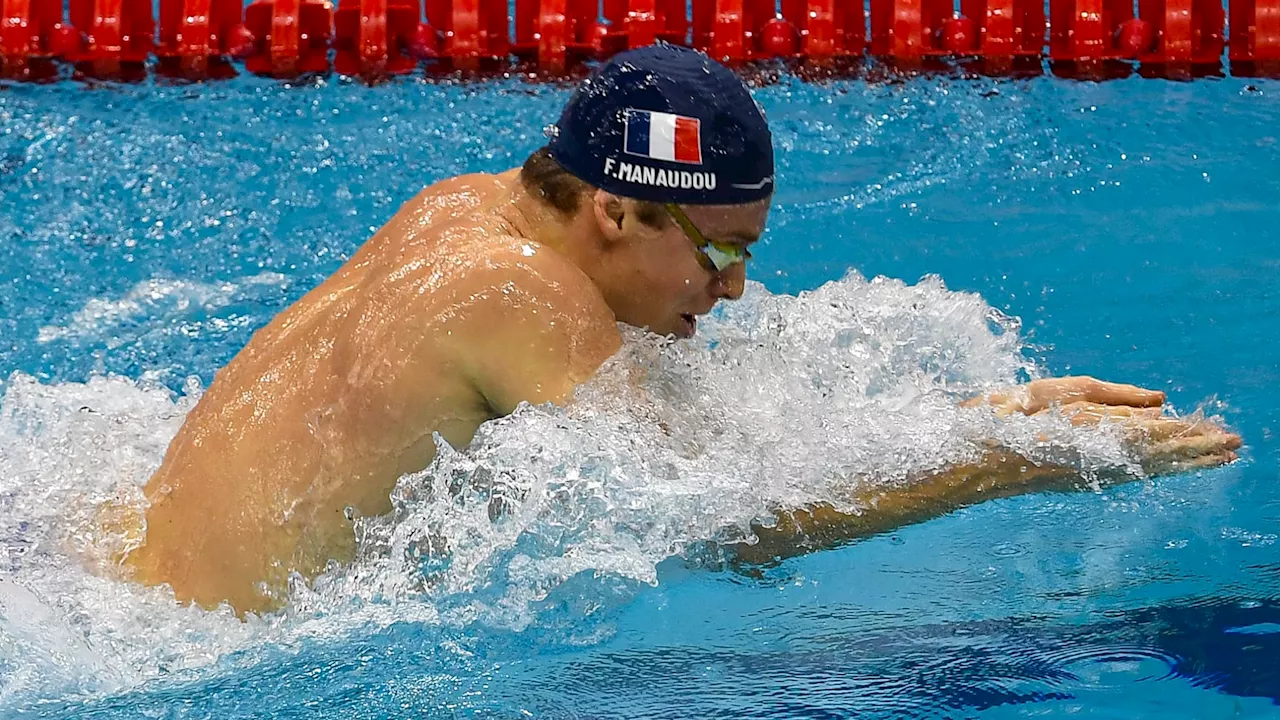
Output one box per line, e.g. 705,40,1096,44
664,203,751,273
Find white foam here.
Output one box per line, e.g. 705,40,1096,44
0,273,1146,703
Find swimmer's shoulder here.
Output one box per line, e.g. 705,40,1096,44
343,169,522,270
430,236,621,410
430,168,519,195
450,233,616,329
403,168,520,216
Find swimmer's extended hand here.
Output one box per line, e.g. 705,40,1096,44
961,376,1241,473
734,376,1242,565
960,376,1165,416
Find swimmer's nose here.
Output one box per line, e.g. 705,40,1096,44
714,263,746,301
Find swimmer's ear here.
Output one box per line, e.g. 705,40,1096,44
592,190,627,242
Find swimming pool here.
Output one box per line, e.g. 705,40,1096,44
1,71,1278,718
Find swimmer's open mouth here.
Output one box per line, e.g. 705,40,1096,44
679,313,697,336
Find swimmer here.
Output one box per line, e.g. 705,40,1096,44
113,45,1241,615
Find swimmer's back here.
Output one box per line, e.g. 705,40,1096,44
121,168,618,614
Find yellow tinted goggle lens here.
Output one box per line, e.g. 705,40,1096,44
665,203,747,273
701,242,743,272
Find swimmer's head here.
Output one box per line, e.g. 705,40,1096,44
521,44,773,339
546,43,774,206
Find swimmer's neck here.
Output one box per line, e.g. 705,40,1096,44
491,175,605,273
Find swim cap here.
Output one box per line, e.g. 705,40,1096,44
547,44,775,206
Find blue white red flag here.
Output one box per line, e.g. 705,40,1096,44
623,109,703,165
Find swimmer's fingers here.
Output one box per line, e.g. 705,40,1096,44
1126,446,1239,477
1163,449,1239,473
1056,401,1163,427
1023,377,1165,414
1141,444,1240,475
1144,428,1242,458
966,377,1164,418
1108,408,1241,449
1052,402,1242,473
1133,416,1240,446
1064,403,1242,449
959,391,1016,410
1131,420,1242,475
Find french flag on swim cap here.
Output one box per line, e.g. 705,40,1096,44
623,109,703,165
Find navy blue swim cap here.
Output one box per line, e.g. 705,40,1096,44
547,44,775,206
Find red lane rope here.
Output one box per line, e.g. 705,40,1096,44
1,0,1274,80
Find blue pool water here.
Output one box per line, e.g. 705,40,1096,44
1,71,1278,718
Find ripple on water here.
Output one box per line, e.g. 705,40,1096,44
1040,643,1182,687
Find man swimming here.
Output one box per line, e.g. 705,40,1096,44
113,45,1241,615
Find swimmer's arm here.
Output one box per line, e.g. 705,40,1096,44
735,376,1242,564
736,449,1075,563
738,442,1240,565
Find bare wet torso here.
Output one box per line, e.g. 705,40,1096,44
122,170,620,613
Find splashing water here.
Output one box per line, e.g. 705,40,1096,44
0,271,1163,705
